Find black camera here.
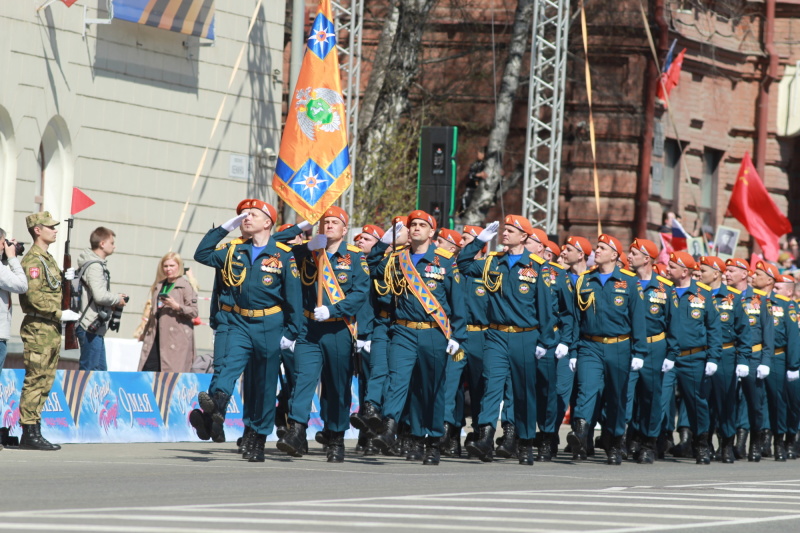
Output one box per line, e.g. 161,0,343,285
108,295,130,332
2,240,25,262
86,309,110,334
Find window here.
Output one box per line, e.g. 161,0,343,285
660,138,682,207
698,148,722,228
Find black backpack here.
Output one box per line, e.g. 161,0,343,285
69,259,106,314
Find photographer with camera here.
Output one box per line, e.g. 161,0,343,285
0,228,28,370
75,227,127,371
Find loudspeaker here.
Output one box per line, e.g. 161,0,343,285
417,127,458,229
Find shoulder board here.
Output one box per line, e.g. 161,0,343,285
579,268,592,276
489,251,503,257
753,288,768,296
275,242,292,252
775,293,790,302
231,237,246,245
435,247,454,259
620,268,636,277
214,242,229,251
656,275,673,286
727,286,742,295
549,261,565,270
697,282,712,291
347,244,361,253
529,253,545,265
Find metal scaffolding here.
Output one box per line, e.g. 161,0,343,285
522,0,570,234
332,0,364,216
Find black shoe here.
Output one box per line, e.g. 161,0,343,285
774,434,787,462
446,426,462,458
19,423,61,451
276,421,308,457
734,428,748,460
626,430,640,461
748,439,762,462
275,425,288,439
761,429,773,458
637,438,656,464
355,430,369,453
670,427,692,458
371,417,398,454
536,432,553,462
720,435,735,464
210,419,225,443
406,436,424,461
786,433,798,460
518,439,535,465
606,435,623,465
465,430,478,459
695,433,711,465
349,410,368,432
423,437,441,465
465,424,495,462
198,391,216,415
248,433,267,462
566,418,589,460
657,430,673,460
495,423,518,459
315,429,331,448
327,432,345,463
241,427,257,459
439,422,454,456
361,402,385,434
189,409,212,441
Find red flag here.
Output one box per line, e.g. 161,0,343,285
62,0,78,6
656,48,686,108
726,152,792,261
656,232,671,265
71,187,95,215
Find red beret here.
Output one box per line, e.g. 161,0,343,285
653,263,667,276
438,228,463,248
598,234,623,254
780,274,795,283
699,256,726,272
237,199,277,222
407,210,436,231
504,215,534,236
618,251,630,270
544,240,561,257
463,225,483,237
726,257,750,271
566,236,592,257
630,238,658,259
277,223,293,233
392,215,408,227
323,206,349,226
756,261,781,280
359,224,384,240
670,251,696,270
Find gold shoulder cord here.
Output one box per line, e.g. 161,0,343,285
575,272,595,312
482,257,502,293
221,244,245,287
301,255,317,287
383,253,407,296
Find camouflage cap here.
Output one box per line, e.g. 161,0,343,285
26,211,60,228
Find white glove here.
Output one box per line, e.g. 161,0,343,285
279,336,296,353
535,345,547,359
314,306,331,321
222,212,248,232
356,339,366,352
446,339,460,356
63,268,75,281
787,370,800,382
569,358,577,372
704,362,718,376
363,340,372,354
757,364,770,379
735,364,749,378
297,220,312,231
555,343,569,359
60,309,81,322
307,234,328,251
661,359,675,373
477,221,500,243
631,357,644,371
381,222,404,244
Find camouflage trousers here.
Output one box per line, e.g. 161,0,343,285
20,318,61,425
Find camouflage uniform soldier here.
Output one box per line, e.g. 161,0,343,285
18,212,81,451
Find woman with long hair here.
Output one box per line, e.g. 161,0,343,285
137,252,199,372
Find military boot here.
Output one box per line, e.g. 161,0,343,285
774,434,787,462
327,432,345,463
439,422,454,456
371,417,398,454
566,418,589,460
241,427,257,459
189,409,212,441
315,429,331,450
670,427,692,457
550,433,559,459
406,436,424,461
747,436,762,462
495,423,518,459
355,429,369,453
518,439,535,466
362,401,385,434
720,435,735,464
446,426,462,458
423,436,441,465
536,432,553,462
786,433,798,460
695,433,711,465
734,428,748,460
465,429,478,459
248,433,267,462
465,424,495,462
606,435,623,465
19,423,61,451
657,430,674,460
622,428,637,461
276,421,307,457
637,438,656,464
761,429,773,458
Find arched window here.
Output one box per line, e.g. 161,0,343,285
38,116,74,264
0,106,17,233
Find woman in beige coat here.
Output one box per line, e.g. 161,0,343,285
138,252,198,372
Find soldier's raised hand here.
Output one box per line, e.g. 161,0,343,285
477,221,500,243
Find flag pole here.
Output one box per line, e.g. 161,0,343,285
36,0,59,12
316,252,324,308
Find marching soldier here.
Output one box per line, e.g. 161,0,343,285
566,234,646,465
277,206,369,462
18,212,81,451
457,216,557,465
776,274,800,458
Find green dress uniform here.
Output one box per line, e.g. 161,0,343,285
19,244,65,427
786,300,800,454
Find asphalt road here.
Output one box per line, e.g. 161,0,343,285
2,434,800,533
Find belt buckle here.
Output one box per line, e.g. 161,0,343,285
415,322,424,330
508,326,517,333
248,309,254,317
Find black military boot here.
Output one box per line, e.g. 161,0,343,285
695,433,711,465
445,426,462,457
315,429,331,450
774,434,787,462
720,435,735,464
518,439,535,465
747,435,762,462
19,423,61,451
550,433,559,459
465,424,495,462
623,428,636,461
189,409,212,441
371,417,398,454
786,433,798,460
241,427,257,459
327,432,345,463
658,430,674,460
363,430,379,456
536,432,553,462
637,438,656,464
210,419,225,443
423,436,441,465
361,402,385,434
495,423,518,459
761,429,773,458
606,435,623,465
405,436,424,461
464,429,478,459
355,429,369,453
566,418,589,460
276,421,307,457
439,422,454,456
734,428,748,460
670,427,692,457
248,433,267,462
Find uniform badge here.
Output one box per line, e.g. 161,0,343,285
261,256,283,274
691,309,701,319
614,280,627,289
689,294,705,309
519,283,530,294
774,317,780,326
454,272,461,284
720,311,730,322
336,255,352,270
649,304,659,315
29,267,40,279
748,316,756,326
614,295,625,306
262,274,274,286
291,266,299,278
361,260,369,275
337,272,348,284
790,310,797,322
426,280,438,290
773,307,785,319
475,286,486,297
518,267,537,283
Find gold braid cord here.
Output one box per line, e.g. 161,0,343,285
221,245,245,287
481,257,503,293
383,253,409,296
575,273,595,312
301,257,317,287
